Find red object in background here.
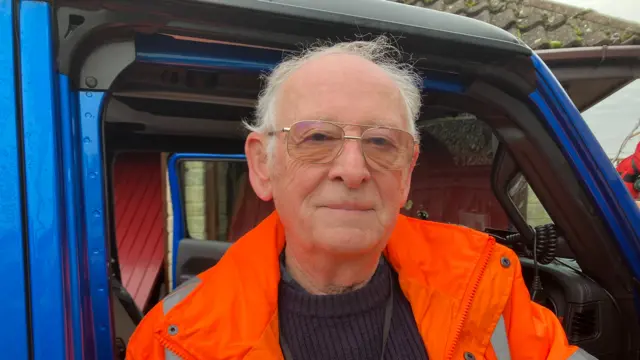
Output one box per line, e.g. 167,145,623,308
615,141,640,199
113,153,165,311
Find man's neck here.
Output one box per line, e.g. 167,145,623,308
283,245,382,295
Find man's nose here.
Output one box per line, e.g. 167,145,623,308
328,139,371,188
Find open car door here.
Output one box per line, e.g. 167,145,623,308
167,153,274,289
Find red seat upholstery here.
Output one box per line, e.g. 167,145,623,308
113,153,165,311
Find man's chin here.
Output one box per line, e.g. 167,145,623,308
311,227,382,253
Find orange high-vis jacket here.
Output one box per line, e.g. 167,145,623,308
126,212,596,360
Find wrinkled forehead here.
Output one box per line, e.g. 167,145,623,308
274,54,408,130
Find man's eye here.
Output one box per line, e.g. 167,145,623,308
368,137,390,146
305,132,334,142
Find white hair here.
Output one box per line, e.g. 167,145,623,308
243,36,423,146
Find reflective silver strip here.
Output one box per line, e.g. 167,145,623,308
163,277,202,314
568,348,599,360
490,315,511,360
164,348,182,360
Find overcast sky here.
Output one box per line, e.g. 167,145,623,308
550,0,640,159
553,0,640,22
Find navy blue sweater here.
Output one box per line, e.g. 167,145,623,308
278,255,429,360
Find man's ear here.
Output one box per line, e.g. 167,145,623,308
245,132,274,201
400,144,420,206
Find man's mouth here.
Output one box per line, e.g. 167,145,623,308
322,203,374,211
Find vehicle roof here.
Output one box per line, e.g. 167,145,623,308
186,0,531,55
64,0,530,56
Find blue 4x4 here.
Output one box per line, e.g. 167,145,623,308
1,0,640,359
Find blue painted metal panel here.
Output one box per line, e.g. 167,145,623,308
422,77,466,94
135,34,465,93
19,1,67,359
78,90,114,360
167,153,247,288
530,53,640,279
0,1,29,358
59,75,87,360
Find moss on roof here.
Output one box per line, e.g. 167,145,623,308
399,0,640,49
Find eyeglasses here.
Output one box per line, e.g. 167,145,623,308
267,120,417,170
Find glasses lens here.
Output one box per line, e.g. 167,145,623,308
361,127,414,169
287,121,344,163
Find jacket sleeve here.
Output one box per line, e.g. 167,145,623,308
502,257,598,360
126,304,168,360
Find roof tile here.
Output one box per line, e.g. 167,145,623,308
399,0,640,48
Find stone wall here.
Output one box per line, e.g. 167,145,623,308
183,161,207,239
164,158,208,288
164,168,174,287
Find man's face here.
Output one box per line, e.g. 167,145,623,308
247,54,418,255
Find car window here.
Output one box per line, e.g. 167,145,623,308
400,113,507,231
179,160,274,241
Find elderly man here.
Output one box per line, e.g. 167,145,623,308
127,38,595,360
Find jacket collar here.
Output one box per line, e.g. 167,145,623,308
158,211,500,360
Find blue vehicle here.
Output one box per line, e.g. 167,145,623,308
1,0,640,359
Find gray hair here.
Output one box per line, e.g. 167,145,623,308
243,36,423,144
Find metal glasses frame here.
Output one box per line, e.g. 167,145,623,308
267,120,418,169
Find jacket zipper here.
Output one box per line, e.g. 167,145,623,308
445,238,495,360
157,333,197,360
